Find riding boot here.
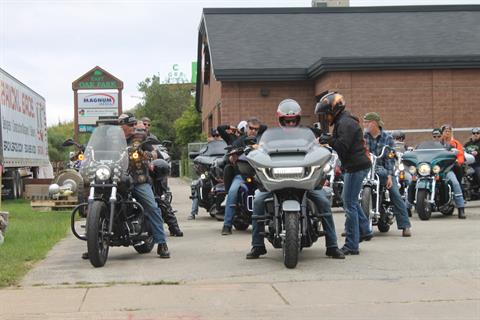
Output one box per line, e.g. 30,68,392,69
458,207,466,219
162,203,183,236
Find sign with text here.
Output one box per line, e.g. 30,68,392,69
77,92,118,125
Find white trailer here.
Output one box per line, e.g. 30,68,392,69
0,68,49,198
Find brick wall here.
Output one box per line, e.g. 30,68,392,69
199,69,480,146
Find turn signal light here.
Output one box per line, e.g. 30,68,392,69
78,154,84,161
246,177,253,183
132,151,139,160
412,176,417,181
399,172,405,180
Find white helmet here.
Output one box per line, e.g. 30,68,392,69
237,120,248,134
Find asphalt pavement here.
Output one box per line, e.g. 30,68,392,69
1,178,479,320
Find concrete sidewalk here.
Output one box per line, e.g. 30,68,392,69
1,276,479,320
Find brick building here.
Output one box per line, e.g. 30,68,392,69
194,6,480,145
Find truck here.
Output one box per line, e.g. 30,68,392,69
0,67,49,199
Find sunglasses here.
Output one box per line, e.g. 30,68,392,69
143,123,151,127
249,126,260,131
473,132,480,135
126,122,136,127
433,135,442,138
212,134,220,137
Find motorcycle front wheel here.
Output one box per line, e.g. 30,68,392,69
416,189,432,221
86,201,110,267
283,212,300,269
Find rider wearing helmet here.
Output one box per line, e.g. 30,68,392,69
277,99,302,127
315,92,372,255
246,98,345,260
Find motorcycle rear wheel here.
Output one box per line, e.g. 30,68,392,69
283,212,300,269
416,189,432,221
86,201,110,268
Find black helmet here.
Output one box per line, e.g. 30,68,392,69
276,99,302,127
314,92,345,118
392,130,406,141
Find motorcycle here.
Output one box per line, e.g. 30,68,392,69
246,127,330,269
360,146,397,232
189,140,228,219
402,141,457,220
224,146,257,231
71,124,156,267
462,150,480,201
323,151,343,207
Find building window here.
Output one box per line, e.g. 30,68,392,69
203,44,211,85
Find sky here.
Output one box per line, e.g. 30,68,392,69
1,0,479,126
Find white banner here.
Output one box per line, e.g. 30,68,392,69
0,70,49,163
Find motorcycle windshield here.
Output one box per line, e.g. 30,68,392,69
198,140,227,156
402,141,456,166
258,127,316,154
80,125,128,175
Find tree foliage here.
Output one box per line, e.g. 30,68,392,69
174,104,204,148
47,122,89,162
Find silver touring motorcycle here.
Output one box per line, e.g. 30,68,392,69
245,127,332,268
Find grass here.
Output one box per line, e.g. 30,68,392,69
0,199,70,288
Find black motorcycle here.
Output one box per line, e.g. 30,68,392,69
463,150,480,201
71,124,156,267
189,140,227,219
225,146,257,231
402,141,457,220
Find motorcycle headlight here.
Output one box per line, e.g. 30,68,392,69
95,166,111,181
409,166,416,174
432,165,441,174
418,163,431,176
271,167,305,179
398,163,405,171
200,174,206,180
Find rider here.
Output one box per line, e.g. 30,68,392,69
362,112,412,237
432,128,442,142
246,99,345,259
315,93,372,255
392,130,407,153
221,117,265,235
464,127,480,185
440,124,466,219
140,118,183,237
119,113,171,258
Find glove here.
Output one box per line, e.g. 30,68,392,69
319,133,332,145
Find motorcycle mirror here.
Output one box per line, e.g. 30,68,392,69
62,139,75,147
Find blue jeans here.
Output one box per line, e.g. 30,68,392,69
377,168,411,230
251,189,338,248
223,174,244,227
133,183,167,244
342,168,371,251
446,171,465,208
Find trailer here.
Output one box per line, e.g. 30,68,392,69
0,68,49,198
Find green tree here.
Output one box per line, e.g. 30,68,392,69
133,75,196,158
47,122,89,162
174,103,204,148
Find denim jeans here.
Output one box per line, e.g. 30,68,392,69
376,167,411,230
133,183,167,244
342,168,371,251
251,188,338,248
223,174,244,227
446,171,465,208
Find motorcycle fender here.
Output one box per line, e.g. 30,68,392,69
416,179,431,190
282,200,301,212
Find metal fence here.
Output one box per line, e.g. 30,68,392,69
186,142,207,180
